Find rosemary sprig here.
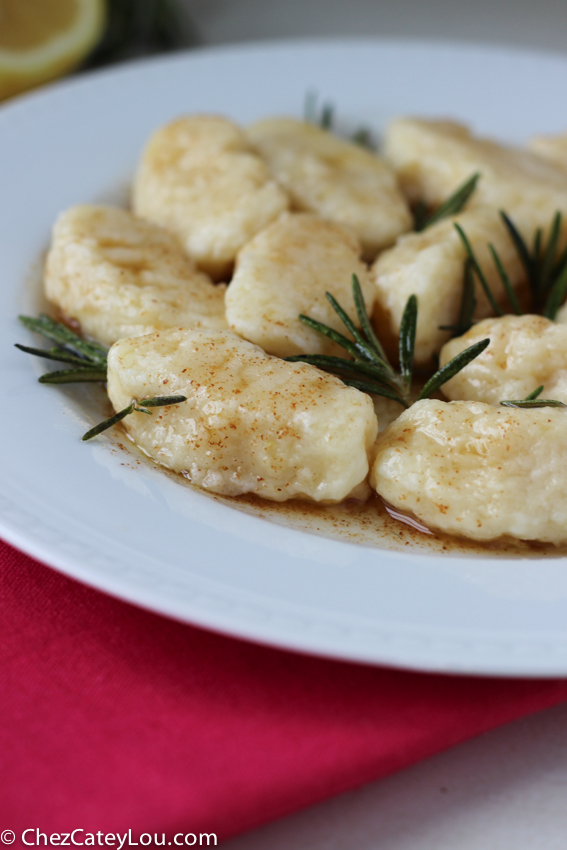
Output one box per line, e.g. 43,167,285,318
415,173,480,232
82,395,187,441
449,210,567,326
286,275,489,407
500,385,566,409
451,214,532,329
18,315,187,439
17,315,109,383
499,211,567,318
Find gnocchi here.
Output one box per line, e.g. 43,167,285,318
247,117,412,258
45,205,227,346
371,399,567,544
226,212,375,357
107,328,378,503
133,115,289,280
439,315,567,405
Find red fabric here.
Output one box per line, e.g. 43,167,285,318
2,537,567,844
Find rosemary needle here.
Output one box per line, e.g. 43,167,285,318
525,385,544,401
39,368,108,384
488,243,522,315
500,384,566,409
14,343,95,367
543,261,567,321
82,395,187,441
416,172,480,231
500,398,566,409
439,258,477,335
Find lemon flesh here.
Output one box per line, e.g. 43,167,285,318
0,0,105,101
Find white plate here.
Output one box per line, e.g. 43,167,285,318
3,39,567,677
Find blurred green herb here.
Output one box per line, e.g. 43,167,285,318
304,92,375,149
81,0,201,69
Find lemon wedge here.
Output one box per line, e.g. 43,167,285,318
0,0,106,101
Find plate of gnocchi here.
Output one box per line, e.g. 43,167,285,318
4,38,567,675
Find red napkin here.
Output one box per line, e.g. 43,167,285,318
3,537,567,846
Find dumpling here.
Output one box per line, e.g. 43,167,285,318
384,117,567,231
44,205,227,346
529,132,567,172
439,314,567,404
371,399,567,544
248,117,412,259
132,115,290,279
106,328,378,503
225,213,375,358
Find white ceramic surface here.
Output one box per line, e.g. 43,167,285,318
3,39,567,676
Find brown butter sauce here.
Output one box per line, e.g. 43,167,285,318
113,432,566,560
219,491,567,559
